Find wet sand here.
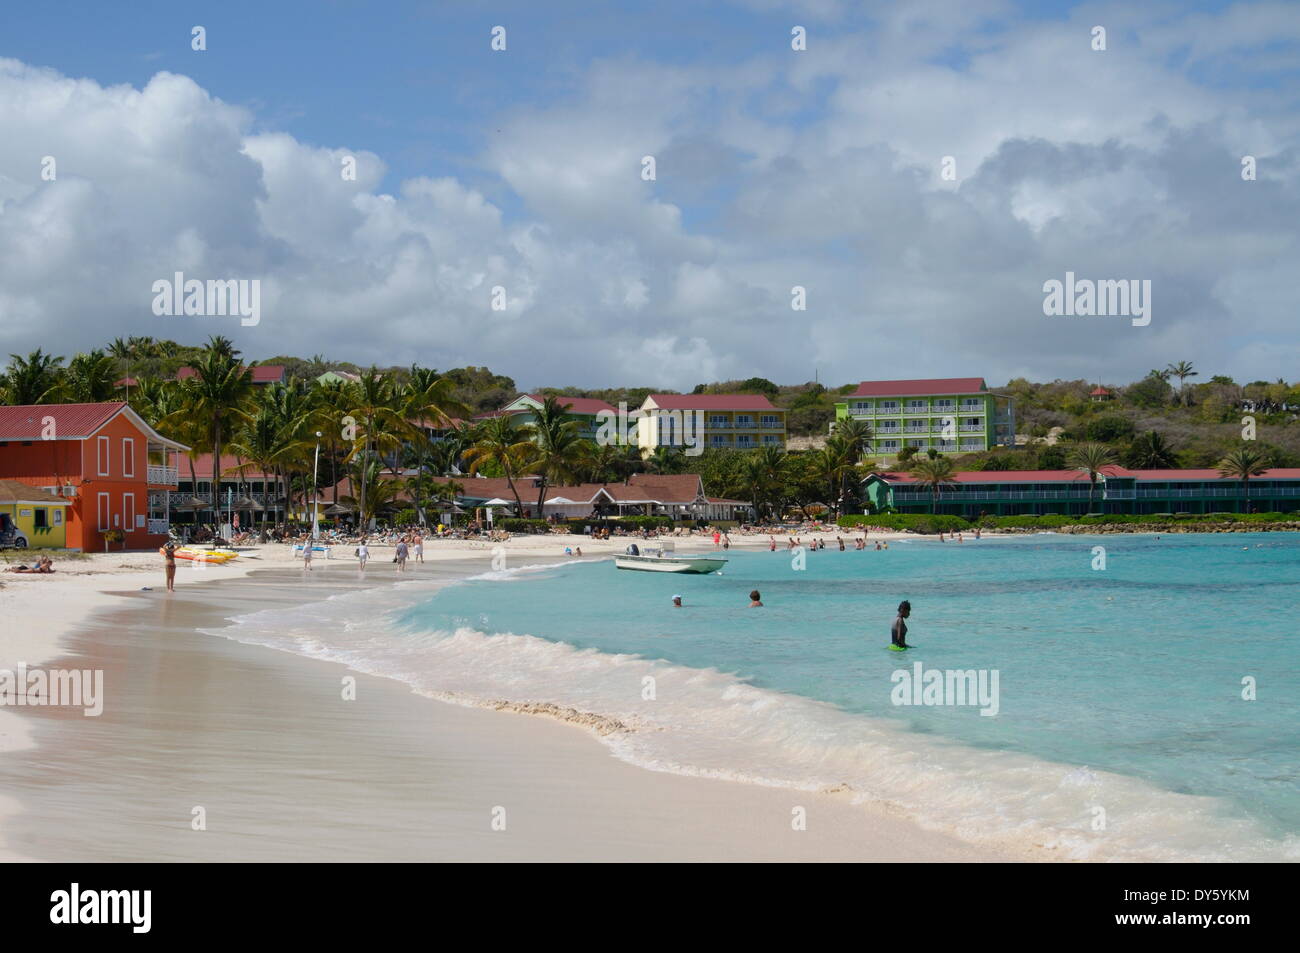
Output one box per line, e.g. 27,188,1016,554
0,562,1017,862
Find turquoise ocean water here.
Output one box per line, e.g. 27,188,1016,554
207,533,1300,861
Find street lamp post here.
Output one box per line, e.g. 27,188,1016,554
311,431,323,544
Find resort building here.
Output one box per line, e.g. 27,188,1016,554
862,468,1300,517
0,478,72,549
636,394,787,452
168,454,293,529
435,472,753,522
473,393,618,442
834,378,1015,460
0,402,188,551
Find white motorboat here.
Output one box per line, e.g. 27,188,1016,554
614,541,727,574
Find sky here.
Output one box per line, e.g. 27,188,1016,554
1,0,1298,391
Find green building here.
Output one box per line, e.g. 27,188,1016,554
862,468,1300,517
835,377,1015,462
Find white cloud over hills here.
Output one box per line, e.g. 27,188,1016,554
1,1,1298,390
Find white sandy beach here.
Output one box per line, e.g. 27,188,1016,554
0,528,1028,862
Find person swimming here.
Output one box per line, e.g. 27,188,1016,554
891,600,912,648
672,594,682,607
749,589,763,607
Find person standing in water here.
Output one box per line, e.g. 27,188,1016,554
891,600,911,648
356,538,369,572
749,589,764,607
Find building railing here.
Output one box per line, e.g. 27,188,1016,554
892,485,1300,503
147,465,179,485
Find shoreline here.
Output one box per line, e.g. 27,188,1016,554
3,528,1036,862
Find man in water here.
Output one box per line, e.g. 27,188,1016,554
891,600,911,648
749,589,763,607
395,537,409,571
672,594,682,608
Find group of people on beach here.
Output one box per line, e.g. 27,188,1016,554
342,533,426,572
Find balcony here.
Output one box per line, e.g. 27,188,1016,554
147,465,179,485
959,425,985,432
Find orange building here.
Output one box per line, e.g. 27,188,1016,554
0,402,188,551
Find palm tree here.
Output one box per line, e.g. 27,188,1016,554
59,350,118,402
164,343,253,519
462,415,534,516
1068,442,1116,514
1126,430,1177,469
742,445,790,521
908,455,956,513
832,417,873,460
401,365,471,515
227,403,306,533
2,349,64,404
1167,361,1198,405
340,369,408,527
529,397,584,518
811,436,858,516
1217,447,1268,512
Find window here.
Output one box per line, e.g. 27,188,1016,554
880,401,899,411
852,402,871,413
906,401,927,411
735,415,752,427
763,434,780,444
97,436,110,476
879,440,899,451
123,437,135,478
97,492,111,532
760,415,779,428
53,509,63,525
34,508,48,529
123,493,135,534
736,435,753,447
709,415,729,427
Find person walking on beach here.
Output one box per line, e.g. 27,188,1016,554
356,538,369,572
162,540,177,592
769,536,776,551
414,535,424,563
395,537,408,572
749,589,763,608
302,541,314,571
891,600,912,648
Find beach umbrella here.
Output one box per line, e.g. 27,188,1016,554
176,496,210,510
234,495,264,511
545,496,578,505
323,503,354,515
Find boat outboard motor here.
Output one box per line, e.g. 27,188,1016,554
626,543,639,556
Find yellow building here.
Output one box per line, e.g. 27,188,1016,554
637,394,787,452
0,479,70,549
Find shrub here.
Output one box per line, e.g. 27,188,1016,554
498,518,551,533
838,513,970,533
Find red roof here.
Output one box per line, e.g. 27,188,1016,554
849,378,987,398
525,394,617,415
1090,386,1112,396
879,467,1300,484
175,364,285,384
114,377,138,388
185,454,282,479
0,402,125,440
647,394,777,411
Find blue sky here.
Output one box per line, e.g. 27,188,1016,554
2,0,1299,389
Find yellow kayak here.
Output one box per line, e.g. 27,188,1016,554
166,547,238,563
